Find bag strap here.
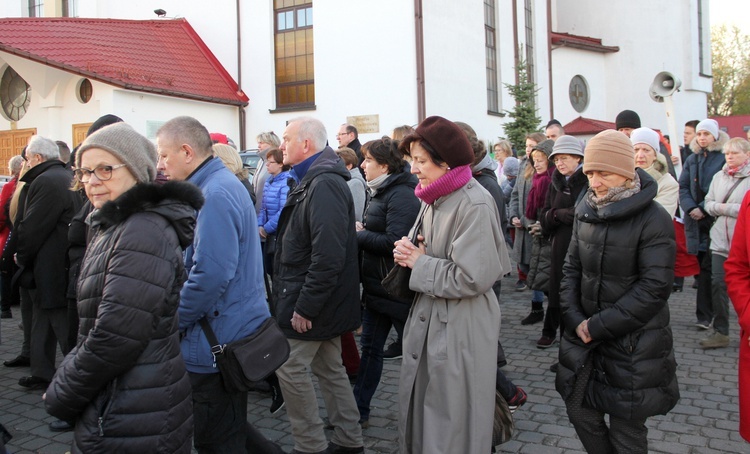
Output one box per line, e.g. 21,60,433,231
721,178,744,204
198,317,225,365
411,204,428,244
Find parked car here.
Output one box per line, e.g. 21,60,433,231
239,149,261,176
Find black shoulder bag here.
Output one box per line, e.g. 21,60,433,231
381,205,426,303
199,316,290,393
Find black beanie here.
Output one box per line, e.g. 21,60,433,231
86,114,124,137
615,110,641,130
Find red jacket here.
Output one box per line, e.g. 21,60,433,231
0,177,17,252
724,190,750,442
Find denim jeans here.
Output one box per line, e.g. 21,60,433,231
353,308,395,421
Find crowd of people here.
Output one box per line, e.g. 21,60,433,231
0,109,748,454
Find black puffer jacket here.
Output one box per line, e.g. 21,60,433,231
45,182,203,454
358,169,419,318
273,147,361,340
556,169,680,420
539,167,588,309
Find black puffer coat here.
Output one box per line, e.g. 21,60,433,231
556,169,680,420
273,147,361,340
45,182,203,454
358,170,419,318
539,167,588,309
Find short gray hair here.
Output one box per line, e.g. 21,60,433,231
8,155,24,175
290,117,327,152
157,116,213,157
27,135,60,161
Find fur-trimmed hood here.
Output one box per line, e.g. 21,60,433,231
689,130,730,154
551,165,587,192
89,181,204,248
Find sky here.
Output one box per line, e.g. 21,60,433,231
710,0,750,34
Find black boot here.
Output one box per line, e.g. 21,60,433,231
521,301,544,325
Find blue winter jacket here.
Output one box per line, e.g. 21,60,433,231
258,170,291,235
179,157,270,374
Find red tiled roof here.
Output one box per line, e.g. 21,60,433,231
0,18,248,106
563,116,617,135
551,32,619,53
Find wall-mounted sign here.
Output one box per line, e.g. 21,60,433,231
346,115,379,134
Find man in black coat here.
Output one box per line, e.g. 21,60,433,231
274,117,364,454
14,135,76,391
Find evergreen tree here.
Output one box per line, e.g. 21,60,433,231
503,57,541,153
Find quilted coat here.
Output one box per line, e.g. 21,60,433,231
44,182,202,453
556,169,680,420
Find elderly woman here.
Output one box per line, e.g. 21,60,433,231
353,136,419,428
213,143,255,204
557,130,679,453
725,189,750,443
44,123,200,452
254,131,281,215
631,127,679,215
394,116,511,453
702,138,750,349
537,136,587,352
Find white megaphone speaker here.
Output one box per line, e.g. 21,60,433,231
649,71,682,103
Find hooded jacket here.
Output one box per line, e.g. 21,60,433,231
704,161,750,257
45,182,202,454
272,147,361,340
556,169,680,420
678,131,729,254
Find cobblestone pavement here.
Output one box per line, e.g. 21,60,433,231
0,274,747,453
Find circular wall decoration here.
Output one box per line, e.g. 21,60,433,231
0,66,31,121
77,78,93,104
568,75,589,113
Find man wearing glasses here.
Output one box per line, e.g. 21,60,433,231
337,124,364,177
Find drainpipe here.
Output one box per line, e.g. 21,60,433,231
236,0,246,149
512,0,519,85
414,0,426,122
546,0,554,120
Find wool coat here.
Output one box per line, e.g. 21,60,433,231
539,167,588,310
724,190,750,442
44,182,202,454
399,179,511,454
358,169,419,319
556,169,680,420
704,162,750,257
679,131,729,254
508,160,534,265
15,159,77,308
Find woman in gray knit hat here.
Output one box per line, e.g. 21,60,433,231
44,123,204,453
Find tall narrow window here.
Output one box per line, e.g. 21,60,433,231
484,0,499,113
697,0,711,76
62,0,77,17
274,0,314,109
524,0,535,86
28,0,44,17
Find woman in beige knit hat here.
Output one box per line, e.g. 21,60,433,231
556,130,679,453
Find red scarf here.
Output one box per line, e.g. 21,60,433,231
414,165,472,205
525,167,554,220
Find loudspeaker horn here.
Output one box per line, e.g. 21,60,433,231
649,71,682,103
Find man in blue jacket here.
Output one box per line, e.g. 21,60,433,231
156,116,280,453
274,117,364,454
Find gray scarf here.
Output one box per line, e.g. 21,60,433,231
367,173,390,196
587,172,641,208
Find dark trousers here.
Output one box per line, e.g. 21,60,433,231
542,306,561,339
354,308,396,421
565,360,648,453
496,368,518,402
696,250,713,324
19,288,32,357
28,288,69,380
189,372,282,454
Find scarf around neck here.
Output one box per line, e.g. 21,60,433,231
366,172,390,196
726,159,750,177
587,172,642,208
525,167,554,220
414,165,472,205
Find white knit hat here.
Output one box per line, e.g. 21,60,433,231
630,128,661,154
696,119,720,141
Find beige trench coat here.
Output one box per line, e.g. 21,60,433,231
399,180,512,454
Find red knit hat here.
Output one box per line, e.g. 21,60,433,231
399,116,474,168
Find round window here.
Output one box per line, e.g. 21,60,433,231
77,78,93,104
569,75,589,113
0,66,31,121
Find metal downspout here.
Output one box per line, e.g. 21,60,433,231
414,0,426,122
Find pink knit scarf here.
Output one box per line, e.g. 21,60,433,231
414,165,472,205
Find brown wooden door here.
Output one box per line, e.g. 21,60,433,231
0,128,36,174
72,123,92,149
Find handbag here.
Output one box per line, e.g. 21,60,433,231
199,316,290,393
491,390,515,446
381,206,426,303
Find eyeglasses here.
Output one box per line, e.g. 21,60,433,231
337,132,351,137
74,164,128,183
553,156,575,163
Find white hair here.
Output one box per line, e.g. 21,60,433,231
290,116,328,152
26,135,60,161
8,155,24,175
